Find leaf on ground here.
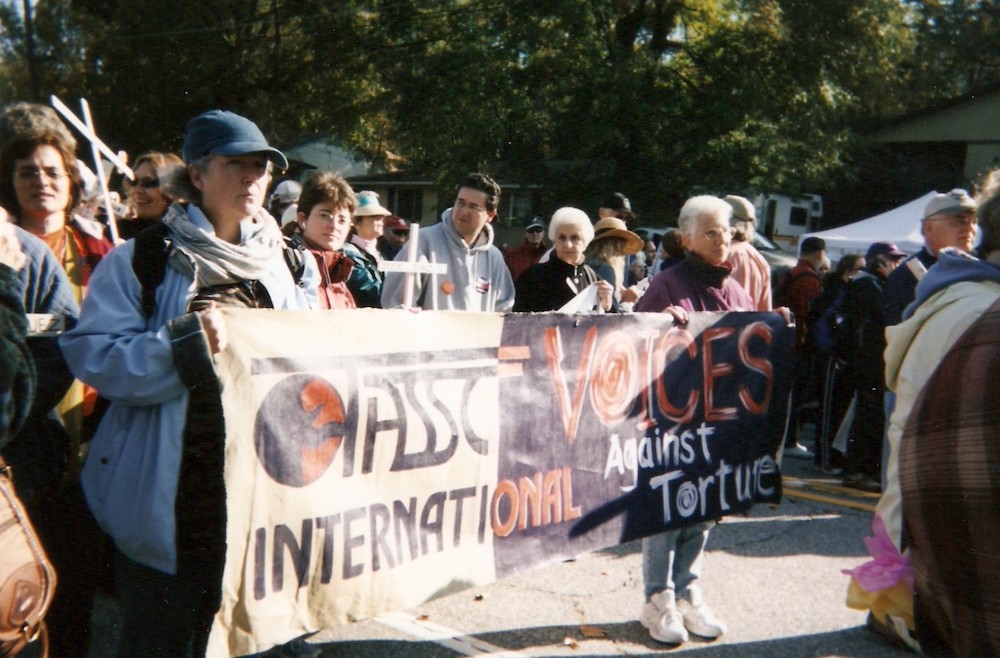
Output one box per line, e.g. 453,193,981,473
563,636,579,649
580,625,607,638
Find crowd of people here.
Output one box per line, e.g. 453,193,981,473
1,98,997,658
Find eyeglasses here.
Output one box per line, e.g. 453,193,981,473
701,227,734,241
927,213,977,228
312,211,350,224
16,167,66,182
455,198,487,213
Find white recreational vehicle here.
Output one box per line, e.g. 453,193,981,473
755,193,824,250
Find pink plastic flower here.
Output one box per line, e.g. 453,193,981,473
841,515,913,592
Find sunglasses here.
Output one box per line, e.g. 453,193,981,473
391,229,410,236
129,176,160,189
527,226,544,233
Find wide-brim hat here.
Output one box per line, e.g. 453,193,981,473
182,109,288,169
591,216,644,254
355,190,392,217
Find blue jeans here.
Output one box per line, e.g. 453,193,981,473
642,521,712,601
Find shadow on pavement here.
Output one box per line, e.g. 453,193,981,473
311,622,911,658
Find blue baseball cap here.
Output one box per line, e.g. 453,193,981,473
182,110,288,169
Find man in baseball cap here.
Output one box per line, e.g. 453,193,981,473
599,192,635,224
724,194,771,311
378,215,409,261
884,189,978,325
269,179,301,222
504,216,548,281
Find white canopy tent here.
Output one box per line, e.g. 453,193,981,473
799,192,937,262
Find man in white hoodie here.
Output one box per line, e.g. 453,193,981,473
381,172,514,311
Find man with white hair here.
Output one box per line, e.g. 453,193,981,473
883,189,978,325
724,194,771,311
633,195,752,645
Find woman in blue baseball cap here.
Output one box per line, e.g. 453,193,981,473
60,110,320,657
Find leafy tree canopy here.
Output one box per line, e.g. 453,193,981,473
0,0,988,220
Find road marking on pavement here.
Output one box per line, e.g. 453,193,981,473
782,476,877,513
377,610,525,657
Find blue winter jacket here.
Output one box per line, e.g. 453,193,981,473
59,205,316,574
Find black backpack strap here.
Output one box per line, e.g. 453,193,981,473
282,235,306,285
131,223,172,318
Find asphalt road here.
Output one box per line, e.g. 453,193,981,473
84,428,909,658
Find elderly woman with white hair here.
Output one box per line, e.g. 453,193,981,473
513,207,613,312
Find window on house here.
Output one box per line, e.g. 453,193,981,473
499,192,533,227
390,189,423,221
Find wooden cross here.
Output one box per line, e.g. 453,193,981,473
378,224,447,308
51,95,134,243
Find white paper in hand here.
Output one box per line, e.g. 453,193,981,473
556,283,602,314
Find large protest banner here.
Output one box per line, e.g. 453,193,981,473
209,308,794,657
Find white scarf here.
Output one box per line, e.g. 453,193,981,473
161,204,283,288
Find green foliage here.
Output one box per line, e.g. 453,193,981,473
0,0,984,220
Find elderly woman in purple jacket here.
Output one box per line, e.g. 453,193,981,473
634,195,800,646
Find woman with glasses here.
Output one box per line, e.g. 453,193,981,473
120,151,184,240
284,170,358,309
633,196,757,647
513,207,612,312
0,118,114,658
0,132,114,302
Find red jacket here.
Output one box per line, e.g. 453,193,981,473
778,261,821,350
305,244,357,310
504,240,547,282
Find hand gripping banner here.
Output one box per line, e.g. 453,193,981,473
209,308,794,656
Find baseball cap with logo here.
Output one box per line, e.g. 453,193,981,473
525,216,544,231
923,189,978,220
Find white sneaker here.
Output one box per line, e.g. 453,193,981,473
640,590,688,644
677,592,726,639
783,442,814,459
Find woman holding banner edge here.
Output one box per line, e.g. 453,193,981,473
634,195,755,645
59,110,321,657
